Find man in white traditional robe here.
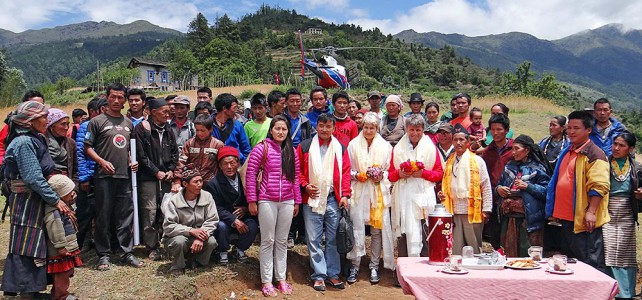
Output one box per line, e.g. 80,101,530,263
388,114,444,258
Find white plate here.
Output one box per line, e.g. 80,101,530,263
546,267,574,275
505,263,542,270
441,268,469,275
462,258,505,270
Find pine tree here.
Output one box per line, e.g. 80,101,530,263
187,13,214,58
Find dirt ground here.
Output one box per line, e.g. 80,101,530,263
1,87,640,299
0,84,413,299
0,216,411,299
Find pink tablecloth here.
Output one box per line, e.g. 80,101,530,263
397,257,619,300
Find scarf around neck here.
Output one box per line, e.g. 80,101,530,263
308,135,343,214
442,149,483,223
347,132,395,267
391,134,438,256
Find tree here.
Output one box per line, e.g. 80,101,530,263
187,13,214,56
515,61,534,93
168,48,199,90
0,51,27,107
214,14,240,42
0,50,7,85
55,76,76,94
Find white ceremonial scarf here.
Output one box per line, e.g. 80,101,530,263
391,134,438,257
346,132,395,270
308,135,343,214
453,150,472,199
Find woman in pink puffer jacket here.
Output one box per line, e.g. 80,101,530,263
247,114,301,297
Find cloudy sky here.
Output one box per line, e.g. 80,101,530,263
2,0,641,40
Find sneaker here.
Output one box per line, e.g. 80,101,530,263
218,252,229,265
369,268,380,284
233,248,248,262
287,238,295,249
347,267,358,284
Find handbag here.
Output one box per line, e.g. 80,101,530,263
240,140,268,195
336,207,355,254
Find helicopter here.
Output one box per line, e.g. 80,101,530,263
296,30,394,89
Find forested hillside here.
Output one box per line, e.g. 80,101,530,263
395,24,642,108
7,32,180,85
147,5,500,93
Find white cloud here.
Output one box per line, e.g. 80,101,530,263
79,0,199,32
0,0,199,33
288,0,349,10
0,0,83,32
348,0,642,40
350,8,369,18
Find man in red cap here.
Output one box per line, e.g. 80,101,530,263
204,146,258,265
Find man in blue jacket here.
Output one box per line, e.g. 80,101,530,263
306,86,331,129
284,88,316,149
211,93,251,164
75,96,107,250
589,98,625,157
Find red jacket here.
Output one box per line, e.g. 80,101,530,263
297,138,352,204
481,138,514,187
0,124,8,165
388,149,444,183
333,116,358,147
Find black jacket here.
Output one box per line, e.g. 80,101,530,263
628,159,642,223
204,171,249,227
134,120,179,182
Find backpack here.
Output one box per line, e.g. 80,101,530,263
0,160,9,222
336,207,354,254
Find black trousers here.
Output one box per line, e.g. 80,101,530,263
94,177,134,258
482,203,501,249
289,211,306,241
560,220,607,274
75,183,95,250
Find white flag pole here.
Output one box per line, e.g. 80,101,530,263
130,139,140,246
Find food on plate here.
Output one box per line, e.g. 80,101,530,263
480,242,494,254
507,259,538,268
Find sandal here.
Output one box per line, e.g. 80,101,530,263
261,285,278,297
96,256,111,271
313,279,326,292
278,281,293,295
325,278,345,289
121,254,144,268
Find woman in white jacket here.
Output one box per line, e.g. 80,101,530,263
346,112,394,284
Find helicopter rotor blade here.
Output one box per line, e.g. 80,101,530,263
334,47,397,51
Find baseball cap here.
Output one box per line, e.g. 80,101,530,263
367,91,381,99
437,123,454,133
173,95,190,106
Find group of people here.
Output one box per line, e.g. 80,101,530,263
0,85,640,299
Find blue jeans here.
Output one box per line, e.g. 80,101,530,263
214,217,259,252
302,194,341,281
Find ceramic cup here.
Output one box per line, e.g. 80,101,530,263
446,255,463,271
548,254,567,271
528,246,543,261
462,246,475,259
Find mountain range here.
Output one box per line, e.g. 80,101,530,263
1,20,181,84
395,23,642,108
2,18,641,108
0,20,180,47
